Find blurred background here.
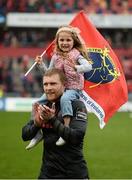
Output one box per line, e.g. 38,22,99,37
0,0,132,100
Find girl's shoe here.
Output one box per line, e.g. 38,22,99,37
26,130,43,150
56,137,66,146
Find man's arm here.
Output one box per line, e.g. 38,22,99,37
22,119,40,141
37,55,55,74
50,100,88,145
22,104,41,141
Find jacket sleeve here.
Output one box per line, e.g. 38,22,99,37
48,56,55,69
37,55,55,74
75,55,92,73
37,61,48,74
50,100,88,145
22,112,40,141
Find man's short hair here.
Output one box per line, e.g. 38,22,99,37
44,68,66,85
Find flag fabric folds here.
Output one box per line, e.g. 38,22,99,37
45,11,128,128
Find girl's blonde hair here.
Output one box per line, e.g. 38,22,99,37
54,25,91,62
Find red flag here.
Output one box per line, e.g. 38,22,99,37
45,11,128,128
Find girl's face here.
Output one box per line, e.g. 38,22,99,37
57,31,74,52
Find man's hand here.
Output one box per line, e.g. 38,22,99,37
32,103,45,127
38,103,55,123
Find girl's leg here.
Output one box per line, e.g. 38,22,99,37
60,89,80,117
56,90,80,146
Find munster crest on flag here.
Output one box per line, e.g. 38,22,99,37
45,11,128,129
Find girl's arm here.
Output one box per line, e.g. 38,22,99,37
48,56,55,69
35,54,55,71
35,55,48,74
37,55,55,73
38,62,48,74
75,55,92,73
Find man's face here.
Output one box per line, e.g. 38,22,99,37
43,74,65,102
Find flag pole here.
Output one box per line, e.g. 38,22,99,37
24,50,46,77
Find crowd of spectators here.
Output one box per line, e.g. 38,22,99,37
0,28,55,48
0,55,43,98
0,28,132,49
0,0,132,15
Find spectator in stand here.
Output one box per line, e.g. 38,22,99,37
2,57,14,93
127,80,132,93
122,59,132,80
95,0,109,14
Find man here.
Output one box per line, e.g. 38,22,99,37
22,68,89,179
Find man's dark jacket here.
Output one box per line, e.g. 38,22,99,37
22,99,89,179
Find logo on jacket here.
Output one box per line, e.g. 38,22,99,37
84,47,120,88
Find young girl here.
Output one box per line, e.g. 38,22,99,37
26,25,92,150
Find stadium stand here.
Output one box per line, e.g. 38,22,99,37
0,0,132,14
0,0,132,98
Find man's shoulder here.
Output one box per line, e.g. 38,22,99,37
72,100,88,120
72,99,85,105
72,99,87,112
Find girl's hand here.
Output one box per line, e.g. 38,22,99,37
35,55,43,65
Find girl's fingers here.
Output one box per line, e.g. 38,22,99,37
35,55,42,64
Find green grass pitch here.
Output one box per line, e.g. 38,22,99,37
0,111,132,179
